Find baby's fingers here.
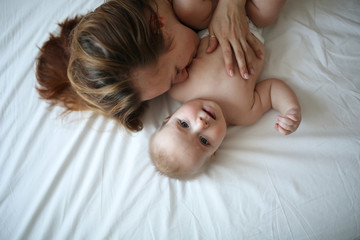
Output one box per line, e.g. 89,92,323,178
275,123,292,135
277,115,296,127
276,115,300,134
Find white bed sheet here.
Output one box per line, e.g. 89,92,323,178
1,0,360,239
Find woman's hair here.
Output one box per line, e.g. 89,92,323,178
36,0,171,131
36,16,86,111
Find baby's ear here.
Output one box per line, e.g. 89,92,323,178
211,151,217,159
161,115,172,126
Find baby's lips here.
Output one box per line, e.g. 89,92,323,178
203,107,216,120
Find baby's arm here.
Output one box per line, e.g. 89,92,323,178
253,78,301,135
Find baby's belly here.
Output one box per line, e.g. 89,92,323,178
170,37,265,104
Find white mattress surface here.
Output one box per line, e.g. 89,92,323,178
1,0,360,239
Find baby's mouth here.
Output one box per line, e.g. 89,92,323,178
203,107,216,120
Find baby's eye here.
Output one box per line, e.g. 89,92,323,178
199,136,210,146
179,120,189,128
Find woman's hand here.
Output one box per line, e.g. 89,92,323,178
207,0,263,79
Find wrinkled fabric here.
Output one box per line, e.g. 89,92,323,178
0,0,359,239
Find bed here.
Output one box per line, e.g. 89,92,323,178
1,0,360,239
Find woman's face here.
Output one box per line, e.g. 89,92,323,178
133,17,200,101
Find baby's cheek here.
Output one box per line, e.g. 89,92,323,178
168,82,190,102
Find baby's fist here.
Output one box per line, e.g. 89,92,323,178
275,109,301,135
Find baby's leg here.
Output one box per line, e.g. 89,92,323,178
253,78,301,135
246,0,286,27
172,0,216,30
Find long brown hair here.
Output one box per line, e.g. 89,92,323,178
36,16,86,111
36,0,171,131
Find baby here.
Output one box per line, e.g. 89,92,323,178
150,0,301,179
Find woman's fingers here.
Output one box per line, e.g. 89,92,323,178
219,38,236,77
247,33,264,60
233,36,251,79
206,33,219,54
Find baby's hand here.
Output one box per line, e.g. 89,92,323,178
275,109,301,135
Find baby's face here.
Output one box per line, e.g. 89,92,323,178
158,99,227,174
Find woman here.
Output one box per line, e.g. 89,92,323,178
36,0,269,131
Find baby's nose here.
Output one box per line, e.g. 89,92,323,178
198,117,209,129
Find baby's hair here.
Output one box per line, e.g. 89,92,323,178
149,130,183,179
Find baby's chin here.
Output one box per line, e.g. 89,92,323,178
168,82,189,102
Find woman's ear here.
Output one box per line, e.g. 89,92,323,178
157,15,166,28
150,14,166,31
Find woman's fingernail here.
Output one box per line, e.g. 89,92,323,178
243,72,249,79
229,69,234,77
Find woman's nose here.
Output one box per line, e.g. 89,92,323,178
173,68,189,84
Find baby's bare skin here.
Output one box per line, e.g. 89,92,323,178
170,35,301,134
